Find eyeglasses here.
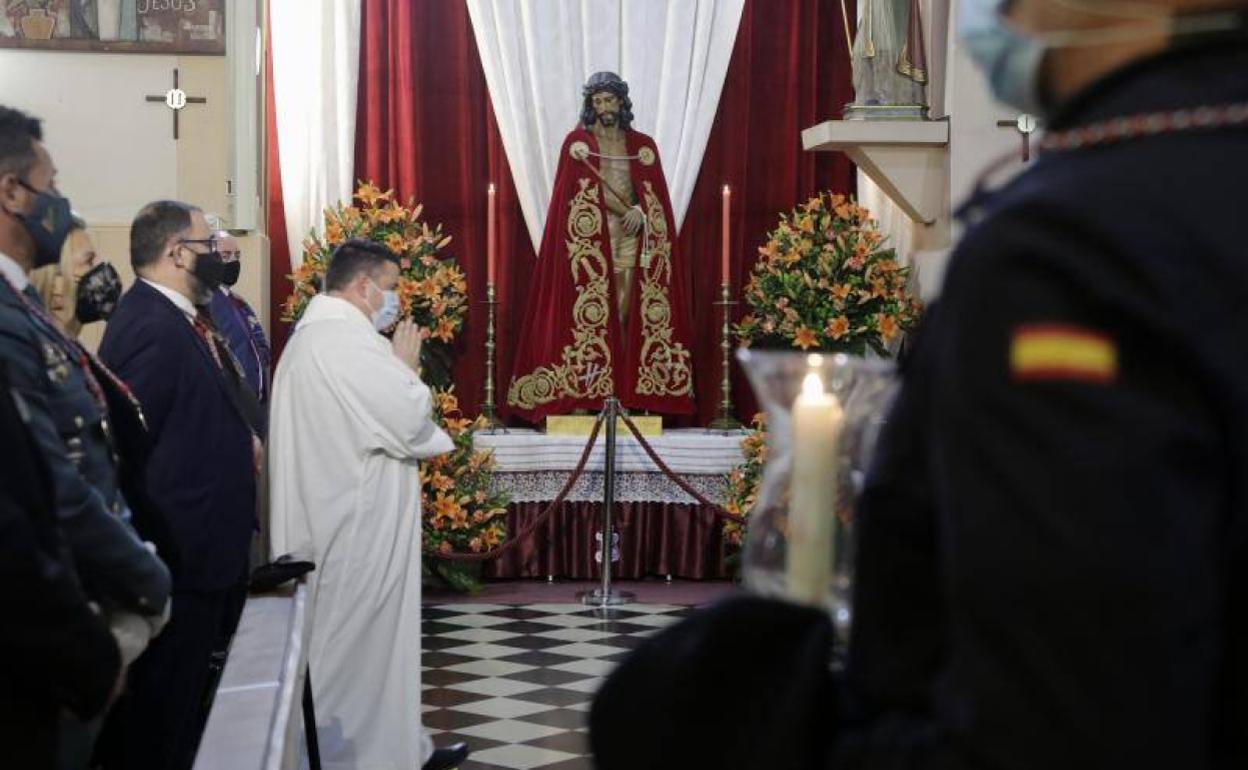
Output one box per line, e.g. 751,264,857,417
17,178,62,197
178,238,219,253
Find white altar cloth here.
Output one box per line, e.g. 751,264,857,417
473,428,747,504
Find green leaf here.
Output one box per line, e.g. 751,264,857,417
433,560,484,593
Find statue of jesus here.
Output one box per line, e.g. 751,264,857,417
507,72,695,423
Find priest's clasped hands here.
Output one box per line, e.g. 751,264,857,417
391,319,427,374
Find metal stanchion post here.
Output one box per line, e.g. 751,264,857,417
481,283,505,432
709,282,742,430
577,397,634,609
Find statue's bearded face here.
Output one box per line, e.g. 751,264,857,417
591,91,621,126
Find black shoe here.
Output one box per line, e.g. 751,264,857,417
422,742,469,770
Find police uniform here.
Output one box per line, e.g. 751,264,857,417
0,265,170,617
586,33,1248,770
841,37,1248,769
0,358,122,770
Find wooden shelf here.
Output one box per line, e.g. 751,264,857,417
801,119,950,225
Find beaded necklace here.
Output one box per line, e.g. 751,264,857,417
1039,101,1248,153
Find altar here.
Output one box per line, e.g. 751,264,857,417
473,428,746,580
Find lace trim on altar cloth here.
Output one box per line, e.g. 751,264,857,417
491,470,728,505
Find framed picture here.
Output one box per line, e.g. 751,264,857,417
1,0,225,54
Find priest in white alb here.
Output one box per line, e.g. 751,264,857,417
268,238,464,770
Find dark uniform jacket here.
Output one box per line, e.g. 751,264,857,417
0,362,121,770
843,38,1248,770
589,38,1248,770
100,279,256,592
0,275,170,615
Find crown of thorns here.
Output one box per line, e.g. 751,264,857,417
583,71,629,97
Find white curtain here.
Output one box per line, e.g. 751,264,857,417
270,0,361,268
466,0,744,251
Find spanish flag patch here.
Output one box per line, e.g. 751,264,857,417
1010,324,1118,384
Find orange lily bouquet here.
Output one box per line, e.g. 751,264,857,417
283,183,509,584
735,192,921,354
421,390,509,563
283,182,469,385
722,412,767,552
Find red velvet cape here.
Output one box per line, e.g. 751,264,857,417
507,127,696,423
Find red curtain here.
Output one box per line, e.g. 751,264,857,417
680,0,856,425
354,0,532,419
270,0,854,421
265,18,295,359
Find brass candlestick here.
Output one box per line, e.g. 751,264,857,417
709,282,742,431
481,282,505,432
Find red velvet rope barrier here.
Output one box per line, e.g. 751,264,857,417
616,412,746,524
427,412,606,562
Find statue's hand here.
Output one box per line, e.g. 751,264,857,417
623,206,644,236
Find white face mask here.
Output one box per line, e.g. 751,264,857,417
959,0,1048,115
959,0,1237,117
367,278,401,331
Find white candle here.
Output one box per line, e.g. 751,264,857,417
787,364,842,606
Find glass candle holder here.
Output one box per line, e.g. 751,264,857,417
735,348,898,641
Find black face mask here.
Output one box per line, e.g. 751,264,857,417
221,260,241,287
75,261,122,324
12,181,73,269
190,248,226,291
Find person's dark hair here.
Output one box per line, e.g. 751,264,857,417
130,200,201,272
580,72,634,131
0,105,43,180
324,238,399,292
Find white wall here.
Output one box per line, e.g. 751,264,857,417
0,46,266,349
0,50,179,224
855,0,1035,302
946,38,1027,221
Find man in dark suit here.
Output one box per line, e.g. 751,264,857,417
201,227,269,720
99,201,260,770
0,359,123,770
208,229,270,416
0,105,172,767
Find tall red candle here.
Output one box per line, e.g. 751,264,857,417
487,183,497,286
721,184,731,284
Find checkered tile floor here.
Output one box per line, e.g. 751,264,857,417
422,603,692,769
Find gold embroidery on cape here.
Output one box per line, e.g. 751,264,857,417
634,181,693,398
508,178,615,411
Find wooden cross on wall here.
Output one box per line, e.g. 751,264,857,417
144,68,207,141
997,114,1039,161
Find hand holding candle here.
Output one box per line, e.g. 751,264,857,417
787,360,843,606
